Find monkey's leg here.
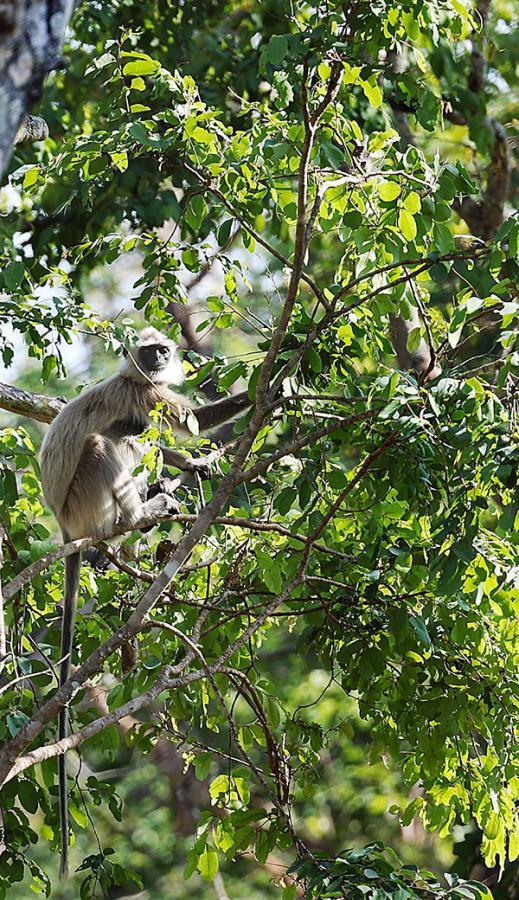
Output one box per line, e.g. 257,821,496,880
62,436,177,539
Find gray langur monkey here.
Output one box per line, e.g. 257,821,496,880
39,327,249,878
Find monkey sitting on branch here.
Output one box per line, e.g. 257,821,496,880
39,326,250,878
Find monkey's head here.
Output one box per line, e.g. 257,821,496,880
120,328,185,385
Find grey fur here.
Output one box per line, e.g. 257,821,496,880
39,327,250,877
41,328,188,539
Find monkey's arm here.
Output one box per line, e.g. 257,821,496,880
158,391,249,471
191,390,250,432
160,388,250,435
160,446,211,471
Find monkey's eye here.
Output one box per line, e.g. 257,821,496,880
122,349,129,358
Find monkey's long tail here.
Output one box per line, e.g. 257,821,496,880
58,547,81,881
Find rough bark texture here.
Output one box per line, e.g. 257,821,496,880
454,121,509,240
0,0,73,180
0,379,64,421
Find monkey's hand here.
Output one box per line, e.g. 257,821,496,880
185,455,219,479
160,446,218,477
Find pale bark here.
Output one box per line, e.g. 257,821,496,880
0,0,74,180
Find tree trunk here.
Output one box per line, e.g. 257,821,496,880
0,0,74,180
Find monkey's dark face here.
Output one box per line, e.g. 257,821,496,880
120,328,185,385
138,343,171,374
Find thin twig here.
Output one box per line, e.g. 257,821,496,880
0,525,6,661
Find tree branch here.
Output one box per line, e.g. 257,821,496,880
3,427,398,783
0,381,64,422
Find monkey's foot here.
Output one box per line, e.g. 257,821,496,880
140,490,181,532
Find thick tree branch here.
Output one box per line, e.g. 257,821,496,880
0,381,64,422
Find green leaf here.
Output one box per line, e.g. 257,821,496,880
433,222,455,253
337,324,353,345
361,78,383,108
182,247,200,272
255,829,273,864
110,151,128,172
258,550,283,594
247,365,261,401
69,803,89,828
416,91,440,130
398,208,417,242
186,410,200,435
509,825,519,861
409,615,431,647
406,327,422,352
484,812,502,840
342,62,362,84
18,780,38,814
194,753,212,781
207,296,225,313
275,487,297,515
282,887,297,900
306,347,322,373
218,219,233,244
404,191,421,214
122,59,159,76
186,195,207,232
378,181,401,202
198,845,219,881
273,71,294,109
183,848,199,880
6,710,29,736
266,35,288,66
23,166,39,189
3,262,24,291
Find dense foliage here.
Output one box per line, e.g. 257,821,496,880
0,0,517,897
